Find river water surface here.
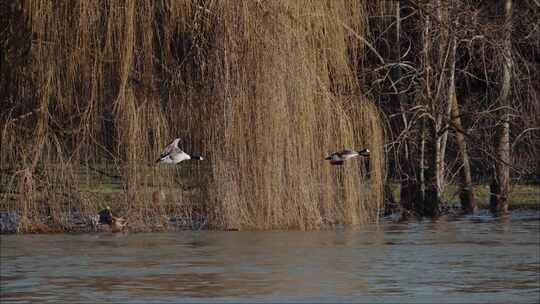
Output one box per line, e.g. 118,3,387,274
1,211,539,303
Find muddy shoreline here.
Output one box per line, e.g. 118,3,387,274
0,210,210,234
2,203,538,234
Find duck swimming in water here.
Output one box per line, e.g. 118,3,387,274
110,216,128,233
156,138,203,164
325,148,370,165
98,206,127,232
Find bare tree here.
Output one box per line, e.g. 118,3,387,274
490,0,513,215
420,2,441,217
393,0,421,213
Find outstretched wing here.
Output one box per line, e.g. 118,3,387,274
158,138,181,159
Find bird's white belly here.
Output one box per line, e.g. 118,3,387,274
160,156,176,164
171,152,190,163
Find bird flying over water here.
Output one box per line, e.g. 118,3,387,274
325,148,370,165
156,138,203,164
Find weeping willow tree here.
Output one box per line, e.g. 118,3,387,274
0,0,384,232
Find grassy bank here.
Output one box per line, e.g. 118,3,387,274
0,164,210,234
388,183,540,210
2,179,537,234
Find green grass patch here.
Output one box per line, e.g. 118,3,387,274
388,183,539,210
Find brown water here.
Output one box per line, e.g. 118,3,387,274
1,211,539,303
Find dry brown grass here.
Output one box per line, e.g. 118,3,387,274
1,0,385,232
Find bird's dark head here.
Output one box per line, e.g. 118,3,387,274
98,206,113,224
358,148,370,156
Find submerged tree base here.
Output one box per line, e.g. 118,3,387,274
383,182,540,220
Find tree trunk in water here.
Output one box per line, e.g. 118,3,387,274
450,94,475,213
424,118,440,217
419,118,426,204
448,32,476,213
490,0,512,215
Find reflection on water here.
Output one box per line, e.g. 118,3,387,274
1,211,539,303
